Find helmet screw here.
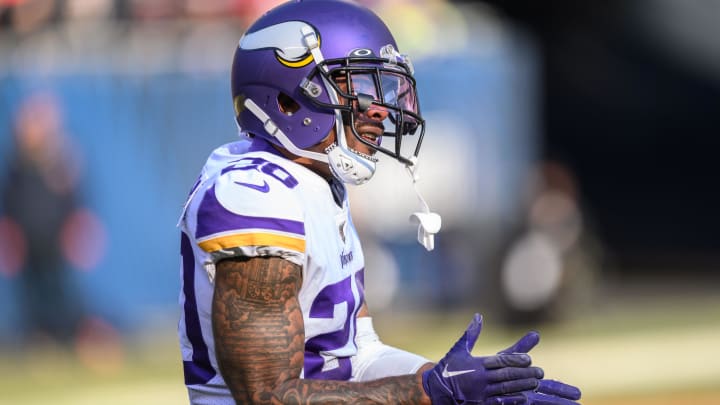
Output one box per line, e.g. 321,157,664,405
303,117,312,126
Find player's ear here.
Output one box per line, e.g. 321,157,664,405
277,92,300,115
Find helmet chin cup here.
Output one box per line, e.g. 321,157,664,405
326,143,376,185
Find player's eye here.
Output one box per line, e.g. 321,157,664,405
349,73,379,100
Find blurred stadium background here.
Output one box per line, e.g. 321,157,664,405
0,0,719,404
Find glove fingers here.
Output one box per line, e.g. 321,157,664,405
486,366,544,382
525,392,581,405
451,313,484,353
464,313,483,352
482,353,533,369
537,379,582,400
486,378,539,396
484,395,526,405
498,331,540,354
485,392,581,405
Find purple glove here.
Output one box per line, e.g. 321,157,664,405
488,332,582,405
422,314,543,405
487,380,582,405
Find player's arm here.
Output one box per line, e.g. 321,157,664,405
212,256,432,404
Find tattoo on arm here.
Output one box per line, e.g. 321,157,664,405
277,371,430,404
212,256,431,405
212,256,304,403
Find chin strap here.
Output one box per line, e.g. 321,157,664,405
406,158,441,251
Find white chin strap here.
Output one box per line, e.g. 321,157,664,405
406,157,442,251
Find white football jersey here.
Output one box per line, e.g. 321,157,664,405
178,139,366,403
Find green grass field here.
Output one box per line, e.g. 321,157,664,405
1,292,718,405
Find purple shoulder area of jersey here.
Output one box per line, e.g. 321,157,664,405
195,185,304,239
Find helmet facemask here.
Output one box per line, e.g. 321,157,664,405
301,50,426,169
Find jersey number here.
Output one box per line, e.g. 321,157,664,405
304,271,364,380
223,157,299,190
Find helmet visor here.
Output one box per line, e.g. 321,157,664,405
347,71,417,117
303,59,425,165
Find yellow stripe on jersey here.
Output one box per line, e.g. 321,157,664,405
198,232,306,253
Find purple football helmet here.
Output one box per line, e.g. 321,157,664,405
231,0,425,184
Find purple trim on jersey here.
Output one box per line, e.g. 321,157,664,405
355,269,365,307
180,232,217,385
195,185,304,239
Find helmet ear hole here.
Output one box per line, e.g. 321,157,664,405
278,92,300,115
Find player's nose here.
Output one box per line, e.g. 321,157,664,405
364,104,389,122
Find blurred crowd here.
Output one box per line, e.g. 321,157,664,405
0,0,474,77
0,0,437,35
0,0,285,33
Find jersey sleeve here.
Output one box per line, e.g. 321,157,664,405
193,158,306,266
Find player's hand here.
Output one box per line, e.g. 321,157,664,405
422,314,543,405
487,332,582,405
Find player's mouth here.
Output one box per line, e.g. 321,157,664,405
356,124,383,146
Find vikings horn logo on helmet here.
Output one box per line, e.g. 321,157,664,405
239,21,320,68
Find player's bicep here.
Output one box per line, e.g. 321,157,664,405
212,256,304,403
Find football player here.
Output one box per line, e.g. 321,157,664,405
177,0,582,404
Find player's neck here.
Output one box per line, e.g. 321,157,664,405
272,144,334,180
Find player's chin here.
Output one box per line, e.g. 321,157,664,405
357,147,378,160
